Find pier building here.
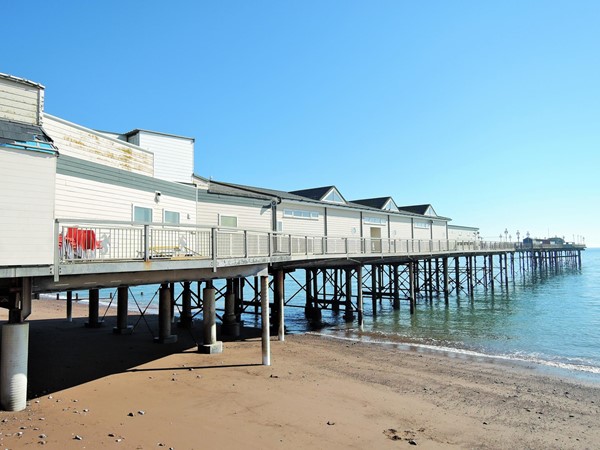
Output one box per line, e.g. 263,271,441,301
0,73,583,411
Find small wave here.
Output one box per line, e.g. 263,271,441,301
307,331,600,375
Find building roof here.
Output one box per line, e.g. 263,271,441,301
192,175,445,221
122,128,195,142
0,119,58,155
351,197,392,209
0,72,45,89
398,204,432,215
289,186,337,201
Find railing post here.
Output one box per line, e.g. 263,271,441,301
289,234,292,255
53,219,60,282
211,228,218,267
305,236,309,255
144,224,150,261
345,237,348,255
268,232,272,257
322,236,326,254
244,230,248,258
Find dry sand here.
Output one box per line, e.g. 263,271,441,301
0,299,599,449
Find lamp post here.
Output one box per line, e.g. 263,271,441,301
504,228,508,242
516,230,520,243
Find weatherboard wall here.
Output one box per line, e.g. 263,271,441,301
196,191,273,231
134,131,194,183
55,155,196,224
0,76,43,126
44,115,154,177
0,149,56,266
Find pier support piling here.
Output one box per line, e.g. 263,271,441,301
66,290,73,322
261,275,271,366
222,279,241,339
113,286,133,335
199,281,222,353
1,322,29,411
155,284,177,344
178,281,193,329
85,288,103,328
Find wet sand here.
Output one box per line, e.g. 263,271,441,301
0,299,599,449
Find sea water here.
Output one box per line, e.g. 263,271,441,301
73,249,600,379
314,248,600,380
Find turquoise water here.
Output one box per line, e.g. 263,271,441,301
310,249,600,378
76,248,600,378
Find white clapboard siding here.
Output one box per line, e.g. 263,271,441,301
136,131,193,183
278,202,325,236
389,216,413,240
196,193,272,231
0,149,56,266
44,115,154,176
448,226,477,241
326,208,361,237
412,226,431,240
56,174,196,224
0,77,42,125
432,221,448,240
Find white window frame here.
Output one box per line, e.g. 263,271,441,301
132,205,153,224
414,221,430,229
283,209,319,220
363,216,387,226
163,210,180,225
219,215,238,228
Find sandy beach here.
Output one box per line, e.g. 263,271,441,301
0,299,599,449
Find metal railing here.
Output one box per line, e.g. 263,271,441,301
55,219,516,265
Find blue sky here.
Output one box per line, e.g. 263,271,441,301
4,1,599,246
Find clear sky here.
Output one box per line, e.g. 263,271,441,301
4,1,599,246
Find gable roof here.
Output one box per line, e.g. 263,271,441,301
398,204,434,215
352,196,393,209
290,185,335,200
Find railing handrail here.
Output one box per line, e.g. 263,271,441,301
55,219,518,268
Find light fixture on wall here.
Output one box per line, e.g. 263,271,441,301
155,191,162,202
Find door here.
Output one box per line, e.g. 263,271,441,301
370,227,382,252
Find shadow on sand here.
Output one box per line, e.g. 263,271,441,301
26,313,262,398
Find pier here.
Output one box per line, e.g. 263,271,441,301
0,71,586,411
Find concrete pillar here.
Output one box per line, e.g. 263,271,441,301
199,281,222,353
155,284,177,344
169,282,176,323
305,269,312,317
343,268,354,322
454,256,460,294
332,269,340,313
489,255,495,292
371,264,377,315
393,264,400,310
85,288,103,328
222,279,240,338
443,257,449,303
275,270,285,341
178,281,193,329
356,266,363,330
409,261,416,315
1,322,29,411
113,286,133,334
66,290,73,322
261,275,271,366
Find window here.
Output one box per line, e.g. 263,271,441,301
363,216,387,225
383,199,397,211
283,209,319,220
323,189,344,203
414,221,430,229
164,210,180,224
219,215,238,227
133,206,152,223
